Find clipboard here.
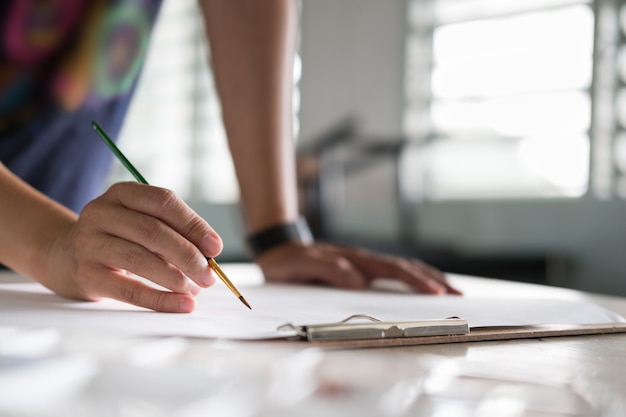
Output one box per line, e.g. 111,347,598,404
277,314,626,349
278,314,470,341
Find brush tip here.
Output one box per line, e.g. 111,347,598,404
240,296,252,310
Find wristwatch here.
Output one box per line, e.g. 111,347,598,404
246,217,313,257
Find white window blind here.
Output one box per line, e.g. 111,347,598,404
613,1,626,198
111,0,236,202
404,0,595,200
112,0,301,203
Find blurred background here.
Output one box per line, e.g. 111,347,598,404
110,0,626,296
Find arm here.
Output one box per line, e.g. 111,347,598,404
0,162,77,282
0,162,223,312
199,0,299,233
199,0,460,294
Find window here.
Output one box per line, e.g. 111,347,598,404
110,0,302,203
109,0,236,202
613,1,626,198
404,0,597,200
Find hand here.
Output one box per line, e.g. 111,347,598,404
47,182,223,313
256,242,462,295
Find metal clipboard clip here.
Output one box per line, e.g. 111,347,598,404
278,314,469,341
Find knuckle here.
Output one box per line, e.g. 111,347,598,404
79,198,104,222
325,256,355,278
121,246,146,269
180,246,203,271
134,217,162,244
108,182,132,198
109,182,126,191
331,256,352,271
183,217,208,240
169,269,189,292
181,250,198,268
154,188,180,210
109,182,124,192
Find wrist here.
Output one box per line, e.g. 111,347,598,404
246,217,313,258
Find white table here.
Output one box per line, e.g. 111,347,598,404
1,269,625,417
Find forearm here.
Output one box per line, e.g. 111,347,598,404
0,163,76,282
200,0,299,233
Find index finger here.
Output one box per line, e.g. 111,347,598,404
108,182,222,257
337,246,462,295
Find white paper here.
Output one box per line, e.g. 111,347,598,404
0,268,623,340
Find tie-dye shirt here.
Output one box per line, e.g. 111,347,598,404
0,0,161,212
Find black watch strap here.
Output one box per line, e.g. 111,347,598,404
246,217,313,257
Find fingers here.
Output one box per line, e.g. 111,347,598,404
84,200,215,288
68,182,224,312
260,243,461,295
107,182,223,257
90,234,205,295
339,247,461,295
90,268,197,313
409,258,462,295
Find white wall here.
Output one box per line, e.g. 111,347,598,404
298,0,407,140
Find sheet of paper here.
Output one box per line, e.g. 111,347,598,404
0,267,623,340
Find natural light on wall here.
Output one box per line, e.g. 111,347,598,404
404,0,594,200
